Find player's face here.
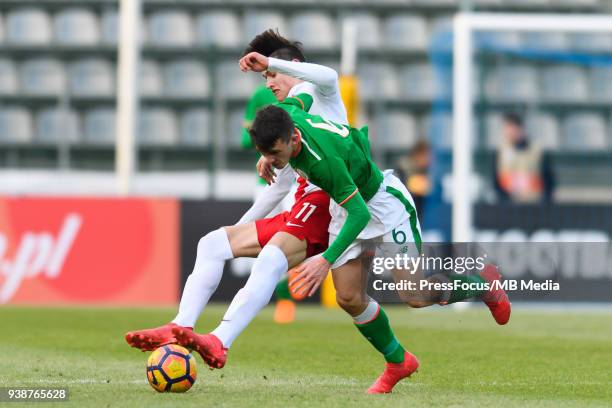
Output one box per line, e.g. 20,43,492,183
265,71,296,101
259,129,299,169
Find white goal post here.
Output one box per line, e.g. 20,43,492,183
452,12,612,242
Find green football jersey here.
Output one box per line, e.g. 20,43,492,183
278,94,384,264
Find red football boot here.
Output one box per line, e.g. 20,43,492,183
479,264,511,325
367,351,419,394
125,322,186,351
172,328,227,369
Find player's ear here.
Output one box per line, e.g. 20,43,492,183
290,128,299,145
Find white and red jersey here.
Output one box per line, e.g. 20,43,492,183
237,59,348,224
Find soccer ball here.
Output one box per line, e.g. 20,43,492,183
146,345,197,393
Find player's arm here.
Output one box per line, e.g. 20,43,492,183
268,57,339,96
236,164,295,225
311,159,371,265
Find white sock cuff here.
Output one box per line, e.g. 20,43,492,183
353,298,380,324
199,228,233,260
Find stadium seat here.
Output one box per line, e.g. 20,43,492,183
290,12,337,50
562,113,608,150
0,59,18,95
163,60,209,98
554,0,599,6
484,65,538,102
569,32,612,52
35,107,81,144
243,12,287,43
357,63,399,101
217,61,257,99
195,12,242,48
140,60,163,97
84,108,116,145
589,66,612,102
377,111,417,149
100,9,118,45
541,66,589,102
227,110,246,149
421,112,453,149
21,59,66,95
382,15,428,51
54,8,100,46
412,0,458,5
506,0,552,7
398,63,445,101
521,32,569,50
485,113,504,150
68,59,114,96
526,113,560,151
428,16,453,53
476,31,523,48
148,10,193,47
6,8,53,45
340,13,381,50
101,8,145,46
180,109,211,147
0,107,33,144
138,108,178,146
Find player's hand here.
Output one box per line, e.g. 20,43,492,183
290,255,331,297
256,156,276,184
239,52,269,73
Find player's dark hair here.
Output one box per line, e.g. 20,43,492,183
243,29,306,62
249,105,294,153
503,112,524,127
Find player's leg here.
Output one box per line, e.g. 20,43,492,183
172,223,262,327
125,223,261,350
273,275,295,324
331,257,419,394
211,231,306,343
173,192,330,367
173,231,307,368
382,175,510,323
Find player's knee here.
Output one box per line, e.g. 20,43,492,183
197,228,231,260
335,291,366,314
397,290,434,308
405,298,430,308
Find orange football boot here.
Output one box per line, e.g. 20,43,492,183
367,351,420,394
172,328,228,369
125,322,186,351
480,264,511,325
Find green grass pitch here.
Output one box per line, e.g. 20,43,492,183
1,305,611,407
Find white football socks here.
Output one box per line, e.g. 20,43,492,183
212,244,288,348
172,228,233,328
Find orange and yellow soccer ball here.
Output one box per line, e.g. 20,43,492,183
146,345,197,393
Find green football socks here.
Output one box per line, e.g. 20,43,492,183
354,303,405,364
